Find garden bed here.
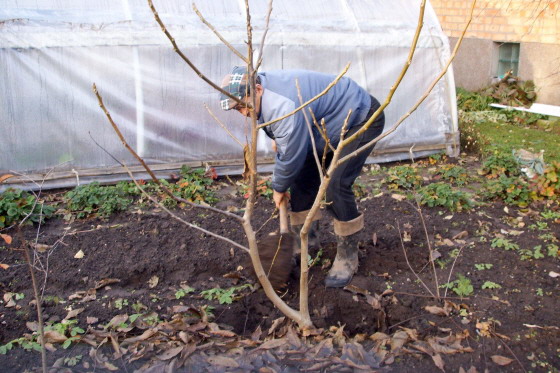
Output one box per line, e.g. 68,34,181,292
1,155,559,372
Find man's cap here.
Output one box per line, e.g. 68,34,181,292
219,66,250,111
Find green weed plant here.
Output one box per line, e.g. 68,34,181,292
434,165,470,186
200,284,252,305
417,183,473,212
491,237,519,251
385,165,423,190
173,166,218,204
0,188,55,228
0,319,84,354
64,182,133,219
482,175,534,207
440,274,474,297
479,153,520,179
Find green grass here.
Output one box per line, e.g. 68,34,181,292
475,121,560,163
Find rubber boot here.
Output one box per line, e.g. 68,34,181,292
325,214,364,288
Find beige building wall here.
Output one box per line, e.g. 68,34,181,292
431,0,560,104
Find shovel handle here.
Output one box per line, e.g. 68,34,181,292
279,198,289,234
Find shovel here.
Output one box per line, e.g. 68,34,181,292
252,198,298,290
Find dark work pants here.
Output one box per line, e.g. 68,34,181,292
290,95,385,222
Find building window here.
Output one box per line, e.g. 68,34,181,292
496,42,520,78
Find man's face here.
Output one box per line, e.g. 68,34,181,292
233,84,262,118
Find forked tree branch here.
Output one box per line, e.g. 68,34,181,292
239,0,313,329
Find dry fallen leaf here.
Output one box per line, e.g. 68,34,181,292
158,346,184,361
0,234,12,244
0,263,9,270
452,231,468,240
425,305,449,316
94,278,120,290
476,321,492,337
74,250,84,259
148,275,159,288
43,330,68,344
207,356,239,368
257,338,287,350
549,271,559,278
403,231,412,242
64,308,85,320
391,193,406,201
0,174,15,184
491,355,513,366
431,353,445,371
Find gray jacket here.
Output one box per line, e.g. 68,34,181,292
257,70,371,192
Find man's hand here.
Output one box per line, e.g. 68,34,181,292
271,140,277,153
273,190,289,209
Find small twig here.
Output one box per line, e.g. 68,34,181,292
337,0,477,166
415,200,440,298
396,220,436,298
204,104,244,148
255,208,277,234
17,228,47,373
387,314,427,330
266,235,283,278
492,331,528,373
392,291,467,300
443,245,466,299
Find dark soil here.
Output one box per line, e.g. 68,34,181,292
1,158,559,372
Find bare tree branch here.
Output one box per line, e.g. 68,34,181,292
396,221,437,299
147,0,250,109
338,0,428,150
255,0,273,71
92,83,244,223
257,63,351,129
204,104,245,148
192,3,248,64
337,0,477,166
295,79,324,179
123,165,250,253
